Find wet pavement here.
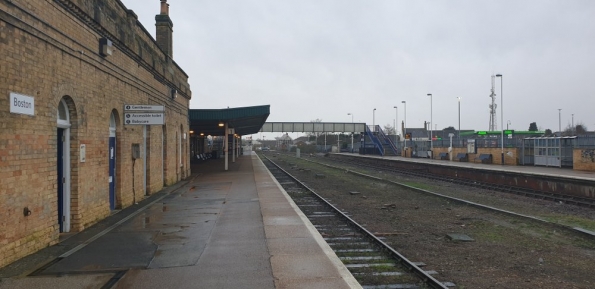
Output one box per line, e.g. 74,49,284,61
0,153,359,289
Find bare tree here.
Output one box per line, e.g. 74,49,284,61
383,124,396,135
563,122,588,136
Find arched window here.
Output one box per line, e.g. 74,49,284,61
57,99,70,128
110,111,116,137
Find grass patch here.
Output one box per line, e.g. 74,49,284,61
336,251,380,257
472,223,508,243
400,181,433,190
368,263,397,271
542,215,595,232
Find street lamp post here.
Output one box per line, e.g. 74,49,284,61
373,108,376,132
457,97,461,139
347,113,354,152
558,109,562,135
495,74,503,164
393,106,398,144
427,94,433,154
572,114,574,135
401,101,407,150
559,108,562,168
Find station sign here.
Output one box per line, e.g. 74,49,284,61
124,112,164,125
124,104,164,112
10,92,35,116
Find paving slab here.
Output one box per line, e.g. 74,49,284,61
0,274,114,289
43,231,158,273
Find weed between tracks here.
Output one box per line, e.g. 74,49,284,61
543,214,595,231
400,181,435,191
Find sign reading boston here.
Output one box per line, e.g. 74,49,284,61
10,92,35,116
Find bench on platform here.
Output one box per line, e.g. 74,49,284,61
196,153,213,161
476,153,493,164
456,153,468,162
438,152,449,160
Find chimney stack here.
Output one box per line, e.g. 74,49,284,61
155,0,173,58
160,0,169,14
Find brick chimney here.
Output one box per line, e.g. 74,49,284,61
155,0,173,58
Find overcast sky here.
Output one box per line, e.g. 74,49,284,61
122,0,595,137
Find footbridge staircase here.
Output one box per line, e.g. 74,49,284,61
365,125,400,156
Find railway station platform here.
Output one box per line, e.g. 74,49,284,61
338,153,595,181
0,153,360,289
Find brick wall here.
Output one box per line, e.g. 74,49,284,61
428,147,520,165
0,0,191,267
573,149,595,171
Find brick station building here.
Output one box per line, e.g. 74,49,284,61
0,0,191,267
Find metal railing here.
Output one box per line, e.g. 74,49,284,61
364,125,384,155
424,137,522,148
376,126,399,155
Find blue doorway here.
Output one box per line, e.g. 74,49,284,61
57,99,71,232
109,137,116,210
57,129,64,232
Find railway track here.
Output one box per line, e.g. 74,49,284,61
258,151,595,287
295,152,595,208
270,152,595,238
260,154,453,289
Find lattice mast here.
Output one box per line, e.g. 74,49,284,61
489,75,498,131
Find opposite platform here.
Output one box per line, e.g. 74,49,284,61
338,153,595,181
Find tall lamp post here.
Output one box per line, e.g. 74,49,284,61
495,74,503,164
558,109,562,134
401,101,407,149
559,108,562,168
373,108,376,132
457,97,461,139
393,106,398,144
427,94,433,151
347,113,354,152
572,114,574,135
